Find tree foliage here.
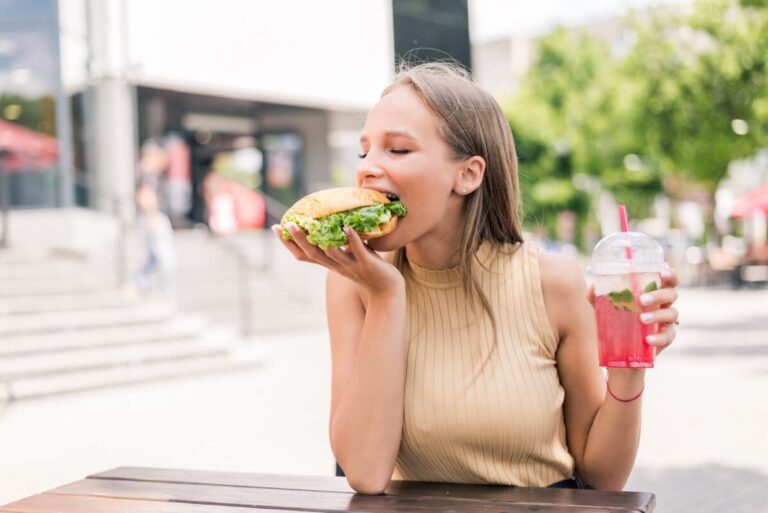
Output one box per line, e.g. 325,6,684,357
505,0,768,244
627,0,768,193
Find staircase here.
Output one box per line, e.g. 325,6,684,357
0,242,264,405
164,229,327,335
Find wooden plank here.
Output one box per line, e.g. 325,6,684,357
91,467,654,512
385,481,655,512
91,466,355,493
0,493,301,513
50,476,647,512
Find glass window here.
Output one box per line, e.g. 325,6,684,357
0,1,61,208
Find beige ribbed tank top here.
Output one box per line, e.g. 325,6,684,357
393,241,574,487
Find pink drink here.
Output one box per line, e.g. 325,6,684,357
594,272,660,368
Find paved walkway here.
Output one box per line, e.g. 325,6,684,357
626,287,768,513
1,287,766,512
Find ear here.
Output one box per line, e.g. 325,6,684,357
455,156,486,195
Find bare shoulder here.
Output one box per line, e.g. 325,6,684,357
538,250,587,298
537,250,589,338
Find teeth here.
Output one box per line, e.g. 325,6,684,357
386,193,399,201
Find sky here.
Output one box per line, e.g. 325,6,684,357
468,0,693,42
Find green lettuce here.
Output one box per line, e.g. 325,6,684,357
282,201,406,250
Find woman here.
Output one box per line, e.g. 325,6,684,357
272,62,679,494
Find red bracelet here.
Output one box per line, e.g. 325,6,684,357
606,378,644,403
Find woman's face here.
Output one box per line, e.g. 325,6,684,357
356,85,464,251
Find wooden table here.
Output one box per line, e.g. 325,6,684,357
1,466,656,513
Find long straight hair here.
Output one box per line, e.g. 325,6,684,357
386,62,525,331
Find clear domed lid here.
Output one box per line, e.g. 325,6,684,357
589,231,666,275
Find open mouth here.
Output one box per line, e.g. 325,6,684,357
386,193,400,202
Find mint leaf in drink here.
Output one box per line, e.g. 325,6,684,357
608,288,638,312
644,281,659,293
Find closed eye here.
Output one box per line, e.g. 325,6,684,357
357,148,411,159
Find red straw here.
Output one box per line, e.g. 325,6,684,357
618,204,629,232
618,204,633,259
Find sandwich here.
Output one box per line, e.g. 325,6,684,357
280,187,407,250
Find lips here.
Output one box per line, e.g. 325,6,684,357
361,186,400,203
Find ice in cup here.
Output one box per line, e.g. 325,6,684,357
589,231,667,368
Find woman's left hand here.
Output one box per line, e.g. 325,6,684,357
587,269,680,356
638,269,679,355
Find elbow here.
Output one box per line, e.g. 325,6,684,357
346,474,390,495
590,477,628,491
336,459,392,495
578,469,628,491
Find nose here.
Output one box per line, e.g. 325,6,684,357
355,158,385,186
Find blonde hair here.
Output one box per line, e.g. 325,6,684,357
386,62,525,329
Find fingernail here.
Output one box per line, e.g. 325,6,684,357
640,313,653,323
640,294,653,305
343,227,351,235
646,335,659,344
661,270,672,278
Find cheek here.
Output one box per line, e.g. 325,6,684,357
402,186,452,229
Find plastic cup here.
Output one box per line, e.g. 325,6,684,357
588,231,667,368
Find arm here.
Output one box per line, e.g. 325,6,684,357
273,224,407,494
540,253,677,490
326,271,407,494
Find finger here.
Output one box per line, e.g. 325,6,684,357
639,287,677,308
586,284,596,306
660,268,679,288
646,326,675,351
344,227,376,261
272,225,309,262
325,245,354,266
285,223,338,267
639,307,678,326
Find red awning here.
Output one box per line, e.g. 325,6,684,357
731,184,768,218
0,119,59,171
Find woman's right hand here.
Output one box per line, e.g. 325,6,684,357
271,223,405,297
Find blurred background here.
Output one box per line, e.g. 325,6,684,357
0,0,766,511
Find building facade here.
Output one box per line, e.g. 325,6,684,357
1,0,471,252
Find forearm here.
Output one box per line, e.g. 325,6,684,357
330,291,407,493
579,369,645,490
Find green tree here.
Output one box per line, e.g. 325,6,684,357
507,28,661,246
0,94,57,136
626,0,768,195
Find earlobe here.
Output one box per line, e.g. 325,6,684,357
457,156,486,195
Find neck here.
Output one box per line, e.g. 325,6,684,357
405,204,466,270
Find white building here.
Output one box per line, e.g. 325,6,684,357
1,0,400,253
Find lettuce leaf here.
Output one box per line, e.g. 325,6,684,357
282,201,406,250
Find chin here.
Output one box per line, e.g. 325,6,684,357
367,234,403,253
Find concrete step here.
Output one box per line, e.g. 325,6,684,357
0,248,48,265
1,341,265,401
0,327,236,380
0,263,109,281
0,315,206,357
0,277,113,297
0,290,140,315
0,302,176,336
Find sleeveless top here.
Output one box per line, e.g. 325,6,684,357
392,241,575,487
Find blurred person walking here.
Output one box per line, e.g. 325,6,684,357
134,140,177,297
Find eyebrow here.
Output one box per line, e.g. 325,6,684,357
359,130,417,144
